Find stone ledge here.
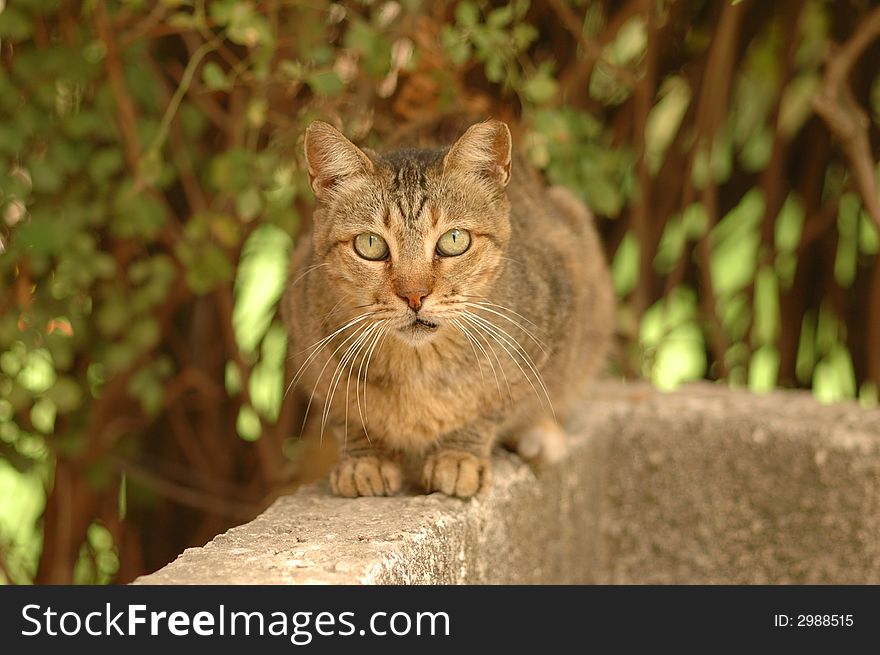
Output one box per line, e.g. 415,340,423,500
135,382,880,584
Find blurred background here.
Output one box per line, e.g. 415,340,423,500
1,0,879,584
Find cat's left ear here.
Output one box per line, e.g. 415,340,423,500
443,120,512,188
303,121,374,200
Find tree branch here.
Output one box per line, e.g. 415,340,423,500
813,7,880,230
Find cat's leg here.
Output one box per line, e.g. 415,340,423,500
422,421,494,498
509,416,568,464
330,428,402,498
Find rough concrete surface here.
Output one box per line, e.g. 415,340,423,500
135,382,880,584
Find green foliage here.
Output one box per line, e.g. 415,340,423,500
0,0,877,585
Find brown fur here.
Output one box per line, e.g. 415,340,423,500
283,118,614,498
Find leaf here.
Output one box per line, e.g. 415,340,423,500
30,398,57,434
233,224,292,354
236,187,263,222
521,69,559,105
612,231,638,297
88,148,124,184
236,404,262,441
0,7,34,41
306,70,344,97
748,345,779,392
45,376,83,413
752,265,779,344
202,61,231,91
455,1,479,27
645,76,691,174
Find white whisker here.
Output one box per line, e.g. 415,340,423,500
462,311,554,417
321,321,383,443
459,314,512,403
299,321,372,443
287,262,329,289
355,322,387,442
451,318,485,387
461,301,548,353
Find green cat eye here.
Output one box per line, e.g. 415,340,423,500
436,228,471,257
354,232,389,260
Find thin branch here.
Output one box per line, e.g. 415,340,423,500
110,457,257,521
813,7,880,230
544,0,640,89
95,1,142,170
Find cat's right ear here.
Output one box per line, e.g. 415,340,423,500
303,121,374,200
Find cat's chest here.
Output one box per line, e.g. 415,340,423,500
357,346,484,449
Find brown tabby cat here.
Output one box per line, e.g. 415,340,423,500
283,118,614,498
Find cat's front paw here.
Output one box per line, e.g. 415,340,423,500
330,456,402,498
422,450,491,498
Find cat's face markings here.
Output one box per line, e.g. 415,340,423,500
305,120,513,345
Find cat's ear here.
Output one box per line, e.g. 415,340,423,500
303,121,374,199
442,120,512,188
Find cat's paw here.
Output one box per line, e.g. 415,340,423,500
514,420,568,464
422,450,491,498
330,456,402,498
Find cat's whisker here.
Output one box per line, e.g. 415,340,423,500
341,322,383,448
287,312,370,363
459,314,512,403
321,321,383,443
463,311,555,418
287,262,330,290
462,312,552,413
361,323,392,444
354,322,386,444
322,322,380,445
450,318,485,388
299,321,373,443
459,296,541,329
461,301,548,353
284,313,373,404
347,320,386,445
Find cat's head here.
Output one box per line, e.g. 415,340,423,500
303,119,512,344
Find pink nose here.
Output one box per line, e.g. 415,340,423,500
398,287,430,311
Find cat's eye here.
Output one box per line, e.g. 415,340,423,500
354,232,389,260
436,228,471,257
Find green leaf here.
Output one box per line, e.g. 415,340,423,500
236,187,263,222
487,5,514,28
752,265,779,344
521,69,559,104
748,345,779,392
0,7,34,41
30,398,57,434
612,231,638,297
88,148,124,184
202,61,231,91
226,3,273,48
45,376,83,413
233,224,292,354
774,193,805,253
441,26,472,66
306,70,344,97
455,1,479,27
30,159,64,194
111,185,167,240
645,76,691,174
236,404,261,441
128,318,160,353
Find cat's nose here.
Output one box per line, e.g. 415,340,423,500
398,287,430,311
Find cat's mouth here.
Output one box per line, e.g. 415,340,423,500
412,317,439,330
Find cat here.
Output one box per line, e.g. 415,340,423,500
283,117,614,498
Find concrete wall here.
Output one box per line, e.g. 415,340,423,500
136,382,880,584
